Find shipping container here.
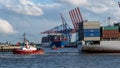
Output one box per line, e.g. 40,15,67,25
41,37,49,43
102,26,118,30
52,41,61,47
84,32,100,37
102,30,119,38
84,25,100,29
79,23,83,30
83,21,100,29
119,27,120,32
102,34,119,37
84,37,100,41
119,33,120,39
78,22,83,41
114,22,120,26
84,29,100,33
100,27,102,37
102,30,119,34
78,34,84,41
102,35,119,38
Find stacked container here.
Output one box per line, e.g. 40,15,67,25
119,33,120,39
114,23,120,39
102,26,119,39
83,21,100,41
78,22,84,41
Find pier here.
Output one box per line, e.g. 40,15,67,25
0,46,20,52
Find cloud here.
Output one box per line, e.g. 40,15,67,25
85,4,108,14
54,0,120,26
57,0,115,13
0,19,16,34
86,0,116,13
39,3,61,8
56,0,88,6
0,0,43,16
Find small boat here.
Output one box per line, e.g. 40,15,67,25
12,33,44,55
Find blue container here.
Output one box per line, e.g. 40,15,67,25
51,41,67,47
84,29,100,37
51,41,61,47
84,29,100,33
84,32,100,37
61,41,67,47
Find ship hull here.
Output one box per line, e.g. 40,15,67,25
82,41,120,53
12,49,44,55
82,49,120,53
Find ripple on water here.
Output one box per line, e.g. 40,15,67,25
0,52,120,68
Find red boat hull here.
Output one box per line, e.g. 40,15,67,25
12,49,44,55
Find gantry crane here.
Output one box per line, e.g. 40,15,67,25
41,7,84,43
60,13,72,43
69,7,84,41
40,14,75,43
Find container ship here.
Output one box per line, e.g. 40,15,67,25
41,33,68,49
80,21,120,53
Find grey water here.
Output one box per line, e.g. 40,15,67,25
0,52,120,68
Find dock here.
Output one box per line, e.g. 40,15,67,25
0,46,20,52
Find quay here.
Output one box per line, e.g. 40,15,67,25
0,44,82,55
0,46,20,52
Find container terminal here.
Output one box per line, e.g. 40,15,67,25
40,4,120,53
1,3,120,54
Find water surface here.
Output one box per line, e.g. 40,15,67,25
0,52,120,68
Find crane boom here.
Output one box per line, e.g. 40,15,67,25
69,7,83,31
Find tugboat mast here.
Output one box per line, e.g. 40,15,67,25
23,33,26,43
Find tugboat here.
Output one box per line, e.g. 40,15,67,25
12,33,44,55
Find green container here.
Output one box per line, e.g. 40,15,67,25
102,26,118,30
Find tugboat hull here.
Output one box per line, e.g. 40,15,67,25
12,49,44,55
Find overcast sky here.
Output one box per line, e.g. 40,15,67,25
0,0,120,43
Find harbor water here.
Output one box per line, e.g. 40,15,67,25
1,52,120,68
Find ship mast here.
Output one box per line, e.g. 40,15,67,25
23,33,26,43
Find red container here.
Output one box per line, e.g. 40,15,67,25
102,30,119,38
102,34,119,38
102,30,118,34
119,32,120,37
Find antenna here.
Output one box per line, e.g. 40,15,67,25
107,17,111,26
23,33,26,43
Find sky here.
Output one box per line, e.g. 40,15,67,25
0,0,120,43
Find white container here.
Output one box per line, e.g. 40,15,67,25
83,21,100,29
84,37,100,41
